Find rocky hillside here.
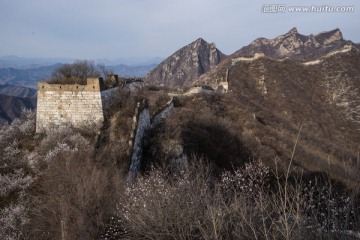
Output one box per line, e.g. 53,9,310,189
145,38,226,88
235,28,354,60
0,94,36,125
194,43,360,186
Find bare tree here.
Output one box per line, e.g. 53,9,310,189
97,63,118,89
48,60,100,85
97,63,114,79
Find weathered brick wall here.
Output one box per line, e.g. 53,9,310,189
36,78,105,133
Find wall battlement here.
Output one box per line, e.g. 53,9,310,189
36,78,118,133
38,78,102,92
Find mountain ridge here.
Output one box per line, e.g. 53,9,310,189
192,28,358,89
145,38,226,88
234,28,355,60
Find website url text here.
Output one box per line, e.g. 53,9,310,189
261,4,354,13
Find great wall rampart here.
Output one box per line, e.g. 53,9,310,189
35,77,210,181
35,76,176,180
127,98,175,181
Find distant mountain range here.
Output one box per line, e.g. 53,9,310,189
0,63,158,89
108,64,157,78
99,57,164,66
0,56,73,69
0,84,36,125
0,84,37,98
0,64,62,89
0,55,163,69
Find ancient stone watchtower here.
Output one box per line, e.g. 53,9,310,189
36,77,119,133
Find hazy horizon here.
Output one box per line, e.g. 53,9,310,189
1,0,359,59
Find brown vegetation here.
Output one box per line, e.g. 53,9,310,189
2,60,360,238
47,60,116,88
108,158,360,240
27,149,123,240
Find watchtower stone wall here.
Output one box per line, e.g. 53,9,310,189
36,78,117,133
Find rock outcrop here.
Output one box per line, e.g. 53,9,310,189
145,38,226,88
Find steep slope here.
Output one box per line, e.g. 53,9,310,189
194,44,360,187
145,38,226,88
235,28,354,60
0,94,36,125
0,84,37,98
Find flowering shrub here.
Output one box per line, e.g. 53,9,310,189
103,161,273,239
0,169,32,198
1,140,21,169
38,125,90,156
17,110,36,136
0,199,29,240
0,109,99,239
302,179,359,232
103,159,360,239
0,110,36,169
220,161,270,199
107,163,210,239
0,109,35,147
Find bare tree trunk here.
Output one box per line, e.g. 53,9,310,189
61,219,66,240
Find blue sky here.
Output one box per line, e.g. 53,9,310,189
1,0,359,60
